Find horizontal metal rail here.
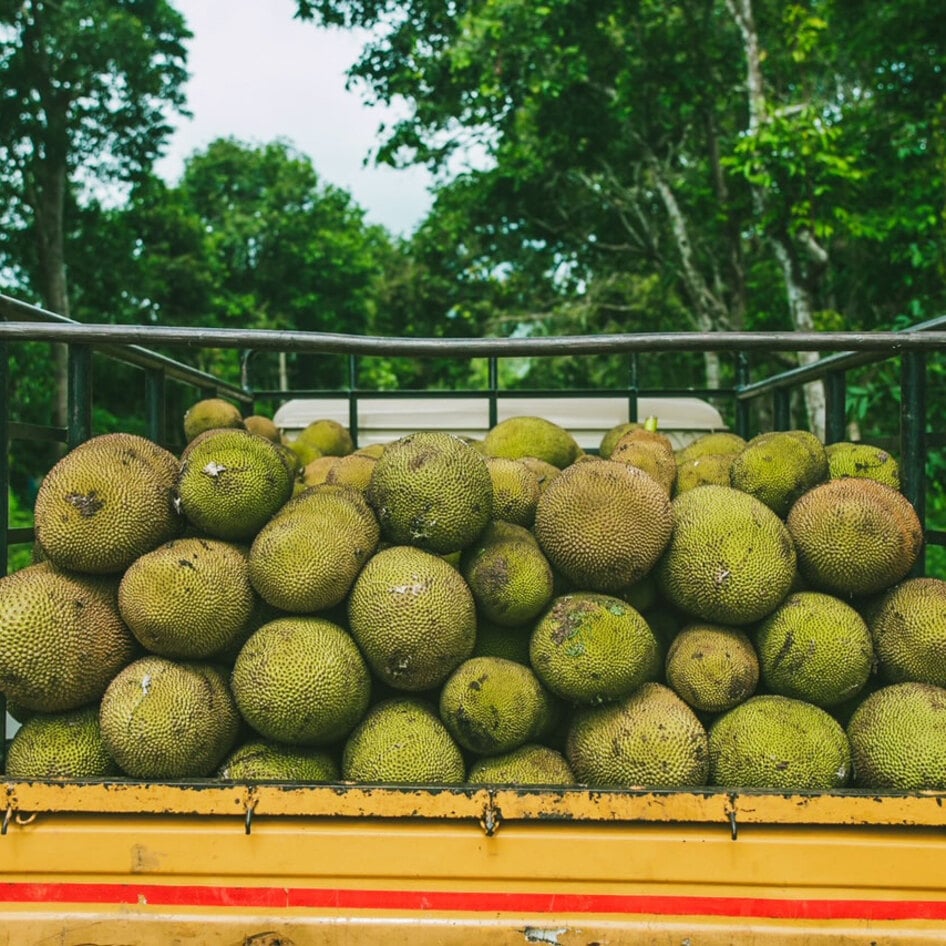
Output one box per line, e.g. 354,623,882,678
4,320,946,357
0,296,251,404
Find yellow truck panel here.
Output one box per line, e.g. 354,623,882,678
2,784,946,944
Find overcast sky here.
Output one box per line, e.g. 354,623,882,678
154,0,435,236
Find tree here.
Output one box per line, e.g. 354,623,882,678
0,0,190,421
294,0,946,434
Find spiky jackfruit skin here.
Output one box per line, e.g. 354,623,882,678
729,430,828,517
665,623,759,714
609,440,676,495
119,537,257,659
0,564,137,712
869,578,946,687
847,682,946,790
217,739,340,782
787,479,923,596
675,432,747,464
294,418,354,457
243,415,281,443
471,619,532,665
367,432,493,554
486,457,541,527
230,617,371,746
533,459,674,593
248,488,379,613
655,485,796,625
529,593,660,705
467,744,575,786
440,656,556,755
483,416,582,469
342,697,466,784
99,657,240,779
566,683,708,789
518,456,561,492
460,521,553,627
673,453,737,496
708,695,852,791
177,429,295,542
183,398,245,442
348,546,477,691
34,433,182,574
5,706,119,779
599,422,644,460
755,592,874,708
826,441,900,490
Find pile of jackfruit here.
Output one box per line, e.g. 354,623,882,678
2,396,945,795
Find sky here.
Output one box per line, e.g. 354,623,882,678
154,0,436,237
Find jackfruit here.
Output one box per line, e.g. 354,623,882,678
673,453,737,496
243,415,281,443
708,695,852,790
367,431,493,554
119,537,257,659
230,616,371,746
294,418,354,457
324,453,378,492
439,656,555,755
675,432,746,464
729,430,828,517
826,441,900,490
787,478,922,596
566,682,708,788
177,428,295,542
611,426,675,462
755,591,874,708
483,416,582,469
342,697,466,784
217,739,339,782
533,459,673,593
655,485,796,625
248,487,379,613
846,682,946,790
869,577,946,687
609,438,676,495
470,618,532,665
34,433,181,574
99,657,240,779
530,593,660,704
5,706,118,779
599,422,644,459
0,563,137,712
467,744,575,786
183,398,245,442
459,521,554,627
347,545,477,691
665,623,759,714
486,457,541,526
518,456,561,492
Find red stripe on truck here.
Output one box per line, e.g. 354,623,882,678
0,883,945,920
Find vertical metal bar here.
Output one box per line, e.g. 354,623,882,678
900,351,926,575
488,357,499,429
67,344,93,449
1,340,9,768
773,389,791,431
824,369,847,444
348,354,359,448
0,340,9,579
144,367,167,447
627,354,639,423
735,352,751,439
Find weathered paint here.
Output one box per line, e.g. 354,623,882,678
1,788,946,944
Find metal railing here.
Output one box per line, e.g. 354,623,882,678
3,293,946,577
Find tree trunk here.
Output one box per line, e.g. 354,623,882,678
725,0,827,440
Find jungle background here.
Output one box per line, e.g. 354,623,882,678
2,0,945,572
